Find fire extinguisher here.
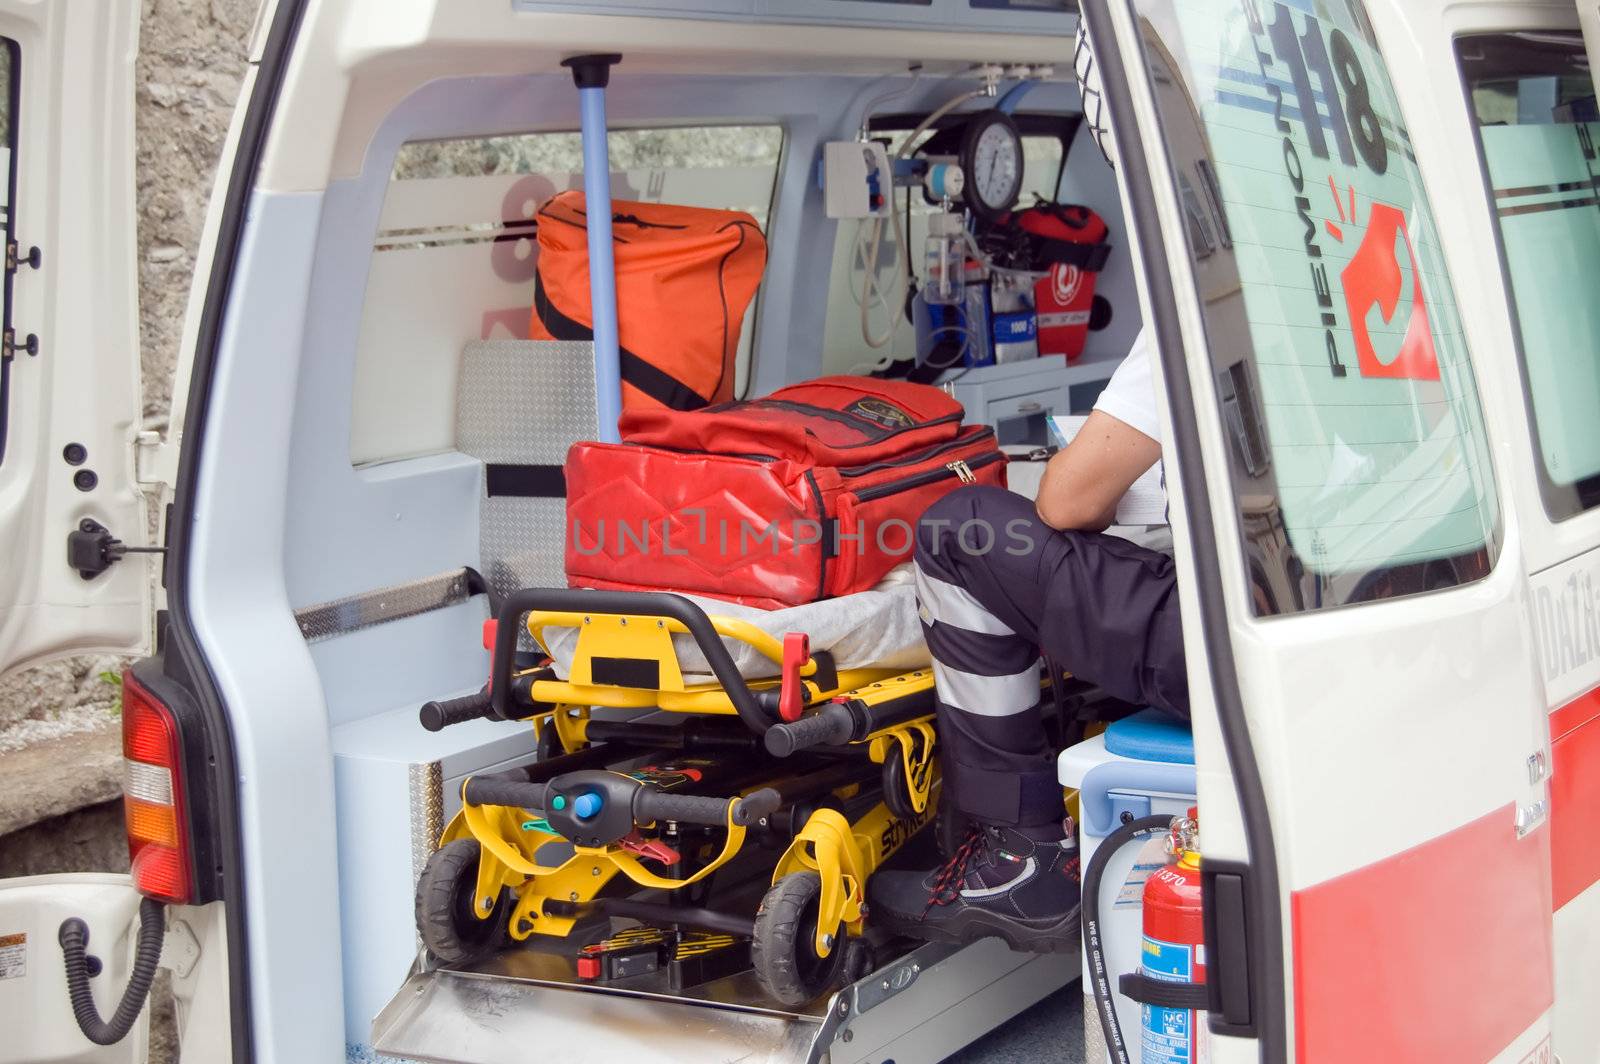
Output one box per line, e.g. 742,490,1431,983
1082,811,1210,1064
1121,813,1208,1064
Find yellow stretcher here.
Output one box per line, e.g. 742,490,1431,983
416,587,944,1007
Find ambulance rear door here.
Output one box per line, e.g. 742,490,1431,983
1085,2,1554,1060
0,0,147,677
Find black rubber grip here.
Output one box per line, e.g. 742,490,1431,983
731,787,783,826
419,688,493,732
463,776,549,811
632,788,733,827
764,704,856,756
630,786,783,828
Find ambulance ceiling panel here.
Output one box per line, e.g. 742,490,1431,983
511,0,1077,36
262,0,1080,191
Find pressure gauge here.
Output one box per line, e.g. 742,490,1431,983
959,111,1024,222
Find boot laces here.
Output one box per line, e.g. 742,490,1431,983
921,825,996,918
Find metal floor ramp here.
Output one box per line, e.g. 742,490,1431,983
372,937,1078,1064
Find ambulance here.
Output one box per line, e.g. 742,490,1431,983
0,0,1595,1062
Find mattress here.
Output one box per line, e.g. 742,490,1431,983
544,565,930,683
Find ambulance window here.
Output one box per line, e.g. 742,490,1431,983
0,41,18,465
1130,1,1502,615
820,117,1071,377
1457,32,1600,521
350,125,782,466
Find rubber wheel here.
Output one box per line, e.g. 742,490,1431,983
842,937,876,985
751,872,849,1008
536,717,562,761
882,755,919,821
415,838,511,964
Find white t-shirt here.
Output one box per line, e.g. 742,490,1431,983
1090,328,1170,536
1093,328,1161,443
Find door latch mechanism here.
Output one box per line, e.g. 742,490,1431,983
67,518,165,580
6,240,41,273
1514,799,1548,839
1,327,38,360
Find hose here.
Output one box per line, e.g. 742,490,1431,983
1081,813,1174,1064
856,86,992,354
58,897,166,1046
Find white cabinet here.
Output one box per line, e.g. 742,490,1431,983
940,353,1120,445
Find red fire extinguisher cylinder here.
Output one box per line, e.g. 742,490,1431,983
1138,815,1206,1064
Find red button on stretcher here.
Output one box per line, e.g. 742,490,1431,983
576,955,601,980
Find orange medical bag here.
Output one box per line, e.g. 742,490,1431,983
529,190,767,412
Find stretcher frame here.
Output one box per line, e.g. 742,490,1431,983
425,587,946,1004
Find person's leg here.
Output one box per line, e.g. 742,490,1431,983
917,485,1188,821
868,485,1187,950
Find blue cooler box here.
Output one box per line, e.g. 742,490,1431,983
1059,709,1197,1064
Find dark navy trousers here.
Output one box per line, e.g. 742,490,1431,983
915,486,1189,827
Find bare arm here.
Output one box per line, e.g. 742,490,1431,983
1035,410,1161,532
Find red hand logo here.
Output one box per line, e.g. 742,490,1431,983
1337,200,1439,381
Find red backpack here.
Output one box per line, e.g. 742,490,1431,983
565,377,1006,608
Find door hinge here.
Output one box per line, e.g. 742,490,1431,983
4,241,43,362
1,327,38,361
68,518,165,581
6,240,40,273
135,430,180,488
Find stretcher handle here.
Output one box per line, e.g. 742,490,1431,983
418,687,493,732
490,588,772,734
463,775,550,811
461,772,781,831
764,701,868,757
635,786,782,828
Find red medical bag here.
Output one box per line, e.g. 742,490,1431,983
565,377,1007,609
1015,204,1111,361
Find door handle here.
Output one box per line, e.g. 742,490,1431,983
1515,799,1548,838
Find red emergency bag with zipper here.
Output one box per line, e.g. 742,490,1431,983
565,376,1006,609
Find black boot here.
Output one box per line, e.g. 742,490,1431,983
866,820,1081,953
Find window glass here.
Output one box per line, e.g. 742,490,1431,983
1457,32,1600,520
392,126,783,226
1131,0,1501,613
350,126,782,466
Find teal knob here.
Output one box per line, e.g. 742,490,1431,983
550,794,568,812
573,792,603,820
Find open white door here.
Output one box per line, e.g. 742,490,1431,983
0,874,149,1064
0,0,146,675
1088,1,1555,1061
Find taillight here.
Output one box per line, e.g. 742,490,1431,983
122,670,193,904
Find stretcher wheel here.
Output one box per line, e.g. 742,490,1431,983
415,838,511,964
536,718,561,761
882,754,919,821
751,872,848,1007
842,937,876,985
